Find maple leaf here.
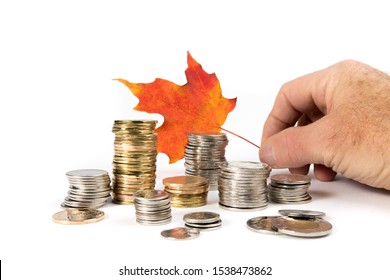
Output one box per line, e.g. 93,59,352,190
115,52,237,163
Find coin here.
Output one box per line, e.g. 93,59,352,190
185,218,222,230
246,216,281,235
269,173,312,204
160,227,200,240
134,189,172,225
218,161,271,211
183,211,220,224
62,169,111,209
52,209,105,225
184,132,228,190
270,174,311,185
111,120,158,204
271,216,332,237
163,175,209,208
278,209,326,219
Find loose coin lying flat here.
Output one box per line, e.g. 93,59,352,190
52,209,105,225
161,227,200,240
183,211,220,224
278,209,326,219
271,216,332,237
246,216,281,235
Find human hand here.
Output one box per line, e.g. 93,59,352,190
260,60,390,190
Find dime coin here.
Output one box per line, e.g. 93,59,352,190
218,161,271,211
246,216,281,235
52,209,105,225
134,189,172,225
161,227,200,240
271,216,332,237
269,173,312,204
183,211,220,224
270,174,311,185
62,169,111,209
185,220,222,231
184,132,228,190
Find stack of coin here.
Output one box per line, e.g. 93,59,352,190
62,169,111,209
218,161,271,211
184,132,228,190
111,120,158,204
163,175,209,208
133,189,172,225
268,174,311,204
183,211,222,231
247,209,332,238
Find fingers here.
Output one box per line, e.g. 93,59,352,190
262,68,330,143
313,164,337,181
260,118,329,169
289,165,336,182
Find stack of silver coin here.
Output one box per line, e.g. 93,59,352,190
134,189,172,225
62,169,111,209
218,161,271,211
111,120,158,205
184,132,228,190
183,211,222,231
268,174,311,204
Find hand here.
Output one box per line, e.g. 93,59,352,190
260,60,390,190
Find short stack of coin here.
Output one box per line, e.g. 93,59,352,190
268,174,311,204
134,189,172,225
62,169,111,209
184,132,228,190
183,211,222,231
218,161,271,211
163,175,209,208
111,120,158,205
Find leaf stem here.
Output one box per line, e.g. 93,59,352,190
220,127,260,149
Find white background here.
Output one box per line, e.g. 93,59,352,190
1,0,390,279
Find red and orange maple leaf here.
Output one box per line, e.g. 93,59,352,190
115,52,237,163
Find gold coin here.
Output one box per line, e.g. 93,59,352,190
52,209,105,225
163,175,207,188
164,187,209,195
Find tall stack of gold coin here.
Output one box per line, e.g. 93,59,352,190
111,120,158,204
163,175,209,208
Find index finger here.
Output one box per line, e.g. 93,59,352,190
261,67,331,143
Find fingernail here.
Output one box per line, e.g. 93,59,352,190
260,144,276,166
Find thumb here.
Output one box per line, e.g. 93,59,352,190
259,123,327,168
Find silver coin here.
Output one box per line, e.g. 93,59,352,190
246,216,281,235
137,216,172,225
271,173,311,185
134,189,170,201
271,216,332,237
66,169,109,178
218,202,268,212
161,227,200,240
183,211,220,224
185,220,222,231
278,209,326,219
